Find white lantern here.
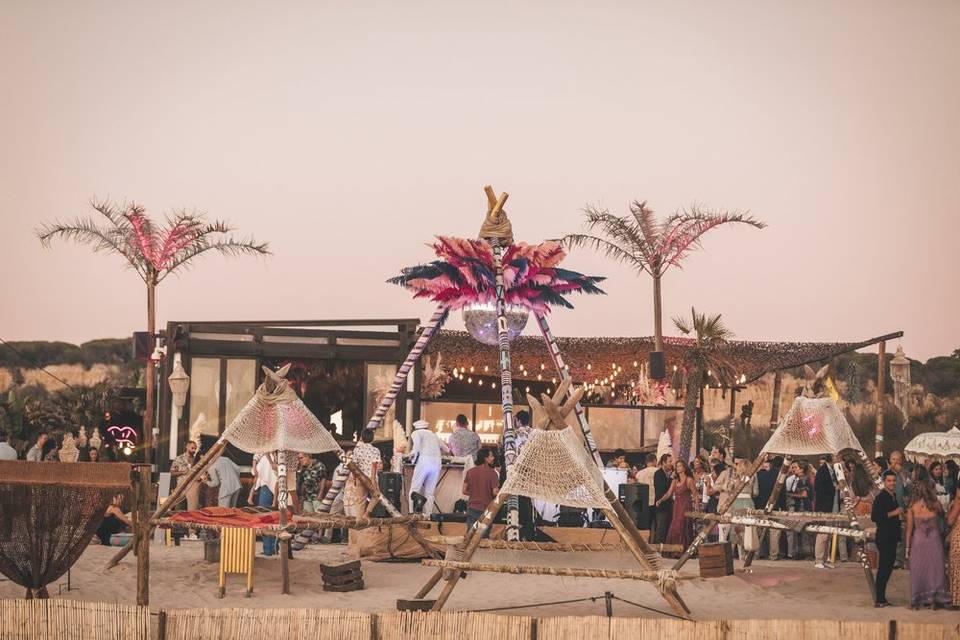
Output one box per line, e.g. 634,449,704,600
168,358,191,419
462,303,529,346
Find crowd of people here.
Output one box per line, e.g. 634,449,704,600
614,445,958,610
7,421,960,611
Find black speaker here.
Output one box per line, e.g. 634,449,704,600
132,332,152,360
369,471,402,517
649,351,666,380
619,483,651,530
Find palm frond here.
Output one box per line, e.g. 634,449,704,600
158,236,270,280
560,233,647,274
660,204,766,271
581,205,648,253
36,219,148,280
628,200,662,248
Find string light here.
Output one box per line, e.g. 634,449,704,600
633,361,638,367
491,381,496,388
551,377,556,384
468,377,473,383
587,364,592,370
470,366,475,373
537,374,542,381
484,366,489,372
673,365,678,372
525,386,531,393
540,363,545,370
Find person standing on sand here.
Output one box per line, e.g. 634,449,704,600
652,454,674,544
872,470,902,608
905,467,951,609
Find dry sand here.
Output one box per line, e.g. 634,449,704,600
2,542,958,624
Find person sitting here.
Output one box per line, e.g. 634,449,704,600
462,448,499,536
0,431,17,460
26,432,48,462
96,495,132,546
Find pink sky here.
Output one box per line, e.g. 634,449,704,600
1,2,957,360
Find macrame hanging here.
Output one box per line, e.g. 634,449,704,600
889,345,911,425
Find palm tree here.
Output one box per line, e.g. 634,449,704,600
561,201,764,378
673,307,737,462
37,199,270,462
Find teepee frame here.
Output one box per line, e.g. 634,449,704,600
674,394,884,602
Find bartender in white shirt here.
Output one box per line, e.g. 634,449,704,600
406,419,450,515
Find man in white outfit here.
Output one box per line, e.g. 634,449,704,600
407,419,449,515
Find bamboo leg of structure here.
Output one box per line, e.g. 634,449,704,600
832,455,876,601
601,507,689,617
277,449,290,595
490,236,520,542
132,465,151,607
108,438,229,569
743,455,793,568
428,492,509,611
673,453,767,570
317,305,449,512
875,341,886,458
423,560,685,582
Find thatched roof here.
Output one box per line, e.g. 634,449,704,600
426,330,902,386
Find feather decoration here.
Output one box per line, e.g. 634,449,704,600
389,235,605,312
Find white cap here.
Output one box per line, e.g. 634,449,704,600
413,420,430,430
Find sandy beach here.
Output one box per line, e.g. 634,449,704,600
3,542,957,624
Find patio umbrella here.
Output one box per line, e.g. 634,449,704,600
904,426,960,465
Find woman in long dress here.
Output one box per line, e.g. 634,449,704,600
906,468,951,609
947,484,960,606
659,460,697,550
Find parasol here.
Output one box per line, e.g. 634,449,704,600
904,426,960,465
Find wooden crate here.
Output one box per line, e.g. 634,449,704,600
699,542,733,577
320,560,364,592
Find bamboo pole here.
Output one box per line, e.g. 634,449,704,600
489,236,520,542
132,464,151,607
673,453,767,570
422,559,687,582
875,341,886,458
277,449,290,595
769,371,782,430
832,455,877,601
428,492,509,610
691,511,869,541
107,438,228,568
317,305,449,512
476,540,684,553
742,455,793,568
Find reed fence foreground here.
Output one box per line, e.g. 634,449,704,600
1,600,958,640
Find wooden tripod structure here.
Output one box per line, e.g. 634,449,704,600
672,394,883,602
414,381,690,616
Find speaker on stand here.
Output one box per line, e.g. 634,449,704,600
619,483,651,530
369,471,403,517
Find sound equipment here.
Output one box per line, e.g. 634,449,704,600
429,512,467,523
649,351,666,380
369,472,402,517
619,483,651,530
132,332,152,360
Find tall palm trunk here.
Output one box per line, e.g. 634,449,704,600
678,367,703,462
144,279,155,464
652,273,662,353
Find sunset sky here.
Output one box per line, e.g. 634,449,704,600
1,2,957,360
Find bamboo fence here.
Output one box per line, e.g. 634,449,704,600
1,600,958,640
0,599,148,640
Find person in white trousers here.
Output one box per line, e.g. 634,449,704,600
407,419,449,515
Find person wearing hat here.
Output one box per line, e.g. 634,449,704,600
406,419,450,515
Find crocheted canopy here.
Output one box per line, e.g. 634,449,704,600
388,236,605,314
501,427,609,509
223,365,342,455
760,396,866,457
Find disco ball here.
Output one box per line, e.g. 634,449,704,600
462,303,529,346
